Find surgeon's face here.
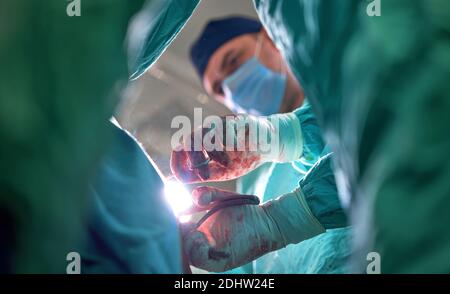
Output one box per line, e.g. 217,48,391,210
203,30,304,113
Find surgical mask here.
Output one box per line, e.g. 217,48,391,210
222,37,287,116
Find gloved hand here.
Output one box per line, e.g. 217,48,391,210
171,112,303,183
182,186,325,272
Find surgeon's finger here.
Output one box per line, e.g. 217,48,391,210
205,150,229,167
192,186,241,207
186,151,210,181
170,149,201,183
191,186,212,207
186,187,230,212
184,230,219,269
183,219,231,272
185,132,210,180
201,123,230,168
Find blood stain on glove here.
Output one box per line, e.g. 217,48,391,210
208,248,230,261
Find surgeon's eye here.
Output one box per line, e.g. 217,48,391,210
227,55,241,74
229,56,239,68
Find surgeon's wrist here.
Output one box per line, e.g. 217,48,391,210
262,187,325,246
266,112,303,162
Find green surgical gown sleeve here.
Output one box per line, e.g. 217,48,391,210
300,154,348,229
0,0,146,273
129,0,201,79
255,0,450,273
0,0,199,273
293,102,328,165
80,123,182,274
292,103,346,228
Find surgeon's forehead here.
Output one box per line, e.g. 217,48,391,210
202,34,257,92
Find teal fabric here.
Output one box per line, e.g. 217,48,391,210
293,103,347,228
80,123,181,274
253,0,360,208
0,0,145,273
254,0,450,272
129,0,201,79
300,154,348,229
293,102,327,164
0,0,198,272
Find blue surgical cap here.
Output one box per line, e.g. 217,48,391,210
190,16,262,79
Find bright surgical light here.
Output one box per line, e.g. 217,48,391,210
164,179,193,222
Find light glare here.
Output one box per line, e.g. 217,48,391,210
164,180,193,221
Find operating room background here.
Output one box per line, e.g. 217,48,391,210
116,0,258,191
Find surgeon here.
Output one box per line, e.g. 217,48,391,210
171,22,350,274
185,16,350,273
